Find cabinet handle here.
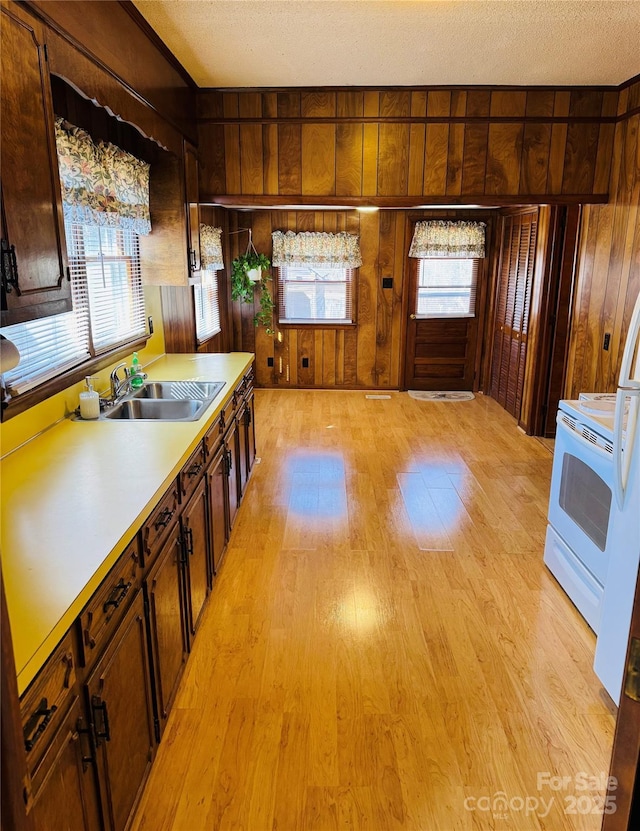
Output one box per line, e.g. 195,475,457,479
23,698,58,751
154,506,175,531
187,461,203,478
186,527,194,557
76,718,96,771
189,248,197,271
227,449,233,473
1,238,20,296
244,408,252,427
102,579,132,613
91,696,111,743
62,652,74,689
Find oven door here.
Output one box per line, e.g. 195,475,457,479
547,412,614,585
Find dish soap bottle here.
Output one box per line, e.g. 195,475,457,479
130,352,144,389
79,376,100,419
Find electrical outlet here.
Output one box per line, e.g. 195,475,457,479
302,357,309,368
267,356,274,367
148,316,154,335
603,332,611,351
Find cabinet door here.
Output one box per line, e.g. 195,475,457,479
207,444,228,575
86,591,155,831
0,2,71,325
245,390,256,478
236,400,249,499
144,524,187,728
225,418,240,533
184,141,201,277
182,477,210,641
27,698,102,831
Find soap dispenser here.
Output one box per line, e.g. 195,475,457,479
79,376,100,420
130,352,144,389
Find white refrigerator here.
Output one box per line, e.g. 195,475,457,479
594,290,640,704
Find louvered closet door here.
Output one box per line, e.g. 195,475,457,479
490,209,538,420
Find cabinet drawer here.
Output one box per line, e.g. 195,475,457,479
142,481,180,564
179,441,206,502
20,631,77,773
77,538,142,668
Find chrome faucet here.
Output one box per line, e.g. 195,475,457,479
109,362,131,400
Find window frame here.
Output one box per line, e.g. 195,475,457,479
1,222,149,420
276,265,358,328
413,257,480,320
193,270,222,345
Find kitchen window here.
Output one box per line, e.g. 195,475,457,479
1,222,146,395
277,265,355,325
194,273,221,342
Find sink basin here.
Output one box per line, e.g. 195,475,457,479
105,398,207,421
132,380,225,400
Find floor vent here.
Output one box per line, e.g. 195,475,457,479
365,394,391,400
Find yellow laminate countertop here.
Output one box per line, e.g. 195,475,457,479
1,352,254,695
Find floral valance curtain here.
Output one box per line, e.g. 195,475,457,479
272,230,362,268
409,221,486,259
55,117,151,236
200,225,224,272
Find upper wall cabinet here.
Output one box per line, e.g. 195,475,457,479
0,1,72,326
184,141,202,281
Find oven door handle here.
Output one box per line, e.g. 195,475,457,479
613,387,640,510
555,413,614,462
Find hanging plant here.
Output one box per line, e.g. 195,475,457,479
230,229,274,334
253,273,276,335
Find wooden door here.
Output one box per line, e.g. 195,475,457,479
403,257,483,391
490,209,539,420
182,477,210,641
144,525,187,727
86,591,155,831
207,444,228,575
27,699,102,831
0,2,71,326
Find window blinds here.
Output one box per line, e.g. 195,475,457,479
2,223,145,395
194,272,222,343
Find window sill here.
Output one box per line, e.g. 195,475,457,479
277,322,357,330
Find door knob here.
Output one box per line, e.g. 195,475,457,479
410,314,416,319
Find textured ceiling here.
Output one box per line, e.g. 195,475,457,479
132,0,640,89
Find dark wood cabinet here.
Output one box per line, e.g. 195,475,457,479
0,1,72,325
12,365,256,831
27,698,102,831
181,476,210,641
144,523,187,731
85,591,155,831
206,443,228,575
224,417,241,534
237,388,256,499
184,141,201,280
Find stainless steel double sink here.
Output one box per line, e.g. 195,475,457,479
102,380,225,421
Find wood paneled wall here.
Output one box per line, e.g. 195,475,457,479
161,206,231,355
227,208,496,389
198,87,618,202
567,79,640,396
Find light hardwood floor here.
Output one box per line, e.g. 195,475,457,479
131,390,616,831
